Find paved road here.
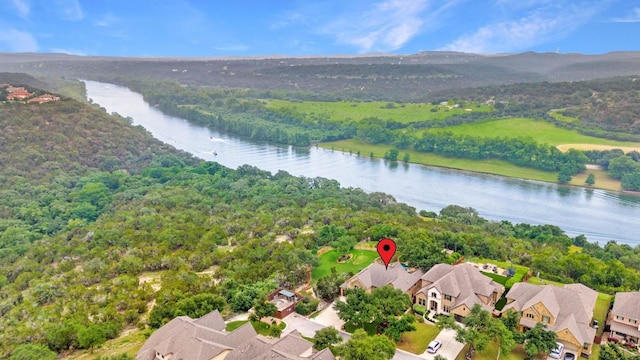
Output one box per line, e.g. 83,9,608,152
282,313,464,360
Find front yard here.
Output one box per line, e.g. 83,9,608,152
395,322,441,354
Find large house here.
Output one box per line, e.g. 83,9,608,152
340,261,425,298
340,262,504,320
608,291,640,344
501,282,598,357
415,263,505,320
137,310,334,360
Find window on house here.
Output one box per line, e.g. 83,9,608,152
616,315,625,321
583,343,589,350
418,298,426,306
542,316,550,323
444,294,452,301
631,319,638,324
443,305,450,312
526,313,535,319
431,292,437,298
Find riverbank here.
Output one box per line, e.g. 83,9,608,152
319,139,622,192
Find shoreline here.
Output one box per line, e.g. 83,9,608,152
318,140,626,193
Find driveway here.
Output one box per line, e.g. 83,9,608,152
313,299,345,329
418,328,465,360
281,313,461,360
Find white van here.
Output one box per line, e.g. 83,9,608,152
550,342,564,359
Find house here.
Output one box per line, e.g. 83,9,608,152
340,261,425,298
414,263,505,320
225,330,335,360
608,292,640,344
267,288,302,319
27,94,60,104
501,282,598,357
6,89,33,100
137,310,335,360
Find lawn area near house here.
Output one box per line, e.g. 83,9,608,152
311,249,378,284
456,343,528,360
395,322,441,354
594,293,613,336
225,320,285,336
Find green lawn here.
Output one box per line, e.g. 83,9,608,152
428,117,640,147
396,322,441,354
456,343,528,360
226,320,250,332
594,293,613,336
344,321,379,335
320,139,559,183
526,276,566,287
225,320,285,336
311,249,378,284
265,99,492,124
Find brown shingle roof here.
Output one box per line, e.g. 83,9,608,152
340,262,425,293
418,263,504,310
612,292,640,321
503,283,597,346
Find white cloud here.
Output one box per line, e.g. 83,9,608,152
49,48,87,56
611,7,640,23
440,2,603,53
55,0,84,21
320,0,450,53
94,13,121,28
0,29,38,52
10,0,30,19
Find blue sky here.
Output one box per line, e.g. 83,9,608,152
0,0,639,57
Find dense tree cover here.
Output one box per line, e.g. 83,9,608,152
312,326,342,351
432,77,640,140
599,344,640,360
522,323,558,359
335,287,412,335
2,86,640,357
337,329,396,360
315,269,352,301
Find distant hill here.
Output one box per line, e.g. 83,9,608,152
0,51,639,101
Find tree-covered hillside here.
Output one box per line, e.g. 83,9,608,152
1,82,640,358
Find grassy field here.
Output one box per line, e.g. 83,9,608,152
456,343,528,360
311,249,378,284
320,139,559,182
265,99,492,123
395,322,441,354
428,118,640,147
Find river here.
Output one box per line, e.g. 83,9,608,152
84,80,640,246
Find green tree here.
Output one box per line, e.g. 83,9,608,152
621,172,640,191
313,326,342,350
384,314,416,342
339,329,395,360
9,344,57,360
523,322,557,358
315,269,351,301
173,293,226,318
437,304,514,360
608,156,640,179
585,173,596,186
557,169,572,184
397,230,447,271
402,153,410,163
77,324,107,351
384,148,399,161
335,286,411,332
252,300,278,320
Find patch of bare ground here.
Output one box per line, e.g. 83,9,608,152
557,144,640,153
316,246,332,256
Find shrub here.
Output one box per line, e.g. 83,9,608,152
412,304,426,315
295,297,320,315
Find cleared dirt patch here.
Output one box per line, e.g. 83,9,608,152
557,144,640,153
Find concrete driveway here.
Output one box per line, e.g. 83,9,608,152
313,299,345,329
418,328,465,360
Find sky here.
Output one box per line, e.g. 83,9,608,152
0,0,639,57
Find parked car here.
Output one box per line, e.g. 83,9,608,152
563,352,576,360
427,340,442,353
550,342,564,359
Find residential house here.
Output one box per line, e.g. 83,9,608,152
502,282,598,356
608,291,640,344
414,263,505,320
340,261,425,298
6,89,33,100
137,309,335,360
225,330,335,360
27,94,60,104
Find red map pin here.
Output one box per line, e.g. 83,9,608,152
377,238,397,269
